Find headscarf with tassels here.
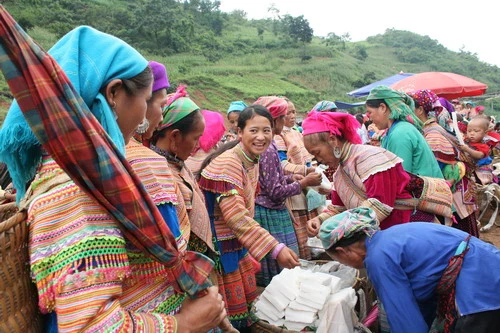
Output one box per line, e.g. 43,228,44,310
366,85,423,131
158,85,200,130
254,96,288,119
302,111,362,144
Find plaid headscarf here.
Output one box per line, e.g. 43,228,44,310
311,100,337,112
157,85,200,131
366,85,423,131
319,207,379,250
302,111,362,144
408,89,440,114
0,7,213,297
254,96,288,119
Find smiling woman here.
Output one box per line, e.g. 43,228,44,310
199,105,304,329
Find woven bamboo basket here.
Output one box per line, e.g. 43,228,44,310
0,202,43,332
251,260,369,333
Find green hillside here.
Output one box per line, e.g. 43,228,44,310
1,0,500,125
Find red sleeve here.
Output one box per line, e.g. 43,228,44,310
469,142,491,157
363,163,411,207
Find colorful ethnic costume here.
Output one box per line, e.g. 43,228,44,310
422,119,479,237
367,86,443,222
0,20,212,332
310,143,412,229
254,141,301,286
409,90,479,236
364,223,500,333
275,126,317,259
152,146,215,256
199,144,283,329
28,149,185,331
319,209,500,333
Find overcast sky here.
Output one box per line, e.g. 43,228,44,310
220,0,500,67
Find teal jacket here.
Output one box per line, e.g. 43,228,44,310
382,121,443,178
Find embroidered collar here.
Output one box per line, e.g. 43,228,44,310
150,144,184,168
236,143,259,168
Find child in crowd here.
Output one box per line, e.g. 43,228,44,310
459,116,495,185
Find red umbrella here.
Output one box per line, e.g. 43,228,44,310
391,72,487,99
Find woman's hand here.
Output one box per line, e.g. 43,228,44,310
175,286,226,333
292,174,304,182
299,172,322,188
317,186,332,195
307,219,321,237
276,247,300,269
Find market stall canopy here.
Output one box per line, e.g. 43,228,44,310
391,72,488,99
347,73,414,98
334,101,365,109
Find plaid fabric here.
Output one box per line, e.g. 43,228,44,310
436,235,471,333
319,207,380,250
0,6,212,297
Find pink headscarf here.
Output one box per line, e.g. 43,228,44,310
254,96,288,119
199,110,226,152
302,111,362,144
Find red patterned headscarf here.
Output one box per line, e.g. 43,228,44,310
302,111,362,144
254,96,288,119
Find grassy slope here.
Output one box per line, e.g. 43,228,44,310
1,23,500,125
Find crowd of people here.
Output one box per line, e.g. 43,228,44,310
0,12,499,333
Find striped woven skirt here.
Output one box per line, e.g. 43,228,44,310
292,209,318,260
254,205,299,287
217,254,259,329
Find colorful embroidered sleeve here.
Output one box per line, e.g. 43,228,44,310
218,194,279,261
282,160,308,176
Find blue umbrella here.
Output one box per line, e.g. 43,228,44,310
347,73,414,98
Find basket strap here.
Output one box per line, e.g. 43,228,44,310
18,173,71,211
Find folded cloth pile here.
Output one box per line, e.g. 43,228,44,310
255,264,355,331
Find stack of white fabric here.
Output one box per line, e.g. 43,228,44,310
255,265,354,332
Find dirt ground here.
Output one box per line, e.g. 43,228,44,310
477,209,500,247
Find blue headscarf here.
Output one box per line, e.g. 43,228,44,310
226,101,247,115
0,26,148,201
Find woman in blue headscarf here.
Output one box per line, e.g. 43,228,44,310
0,26,225,332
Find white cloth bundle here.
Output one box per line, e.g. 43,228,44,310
317,287,358,333
254,264,358,331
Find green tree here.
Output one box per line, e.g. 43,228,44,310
281,15,313,44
